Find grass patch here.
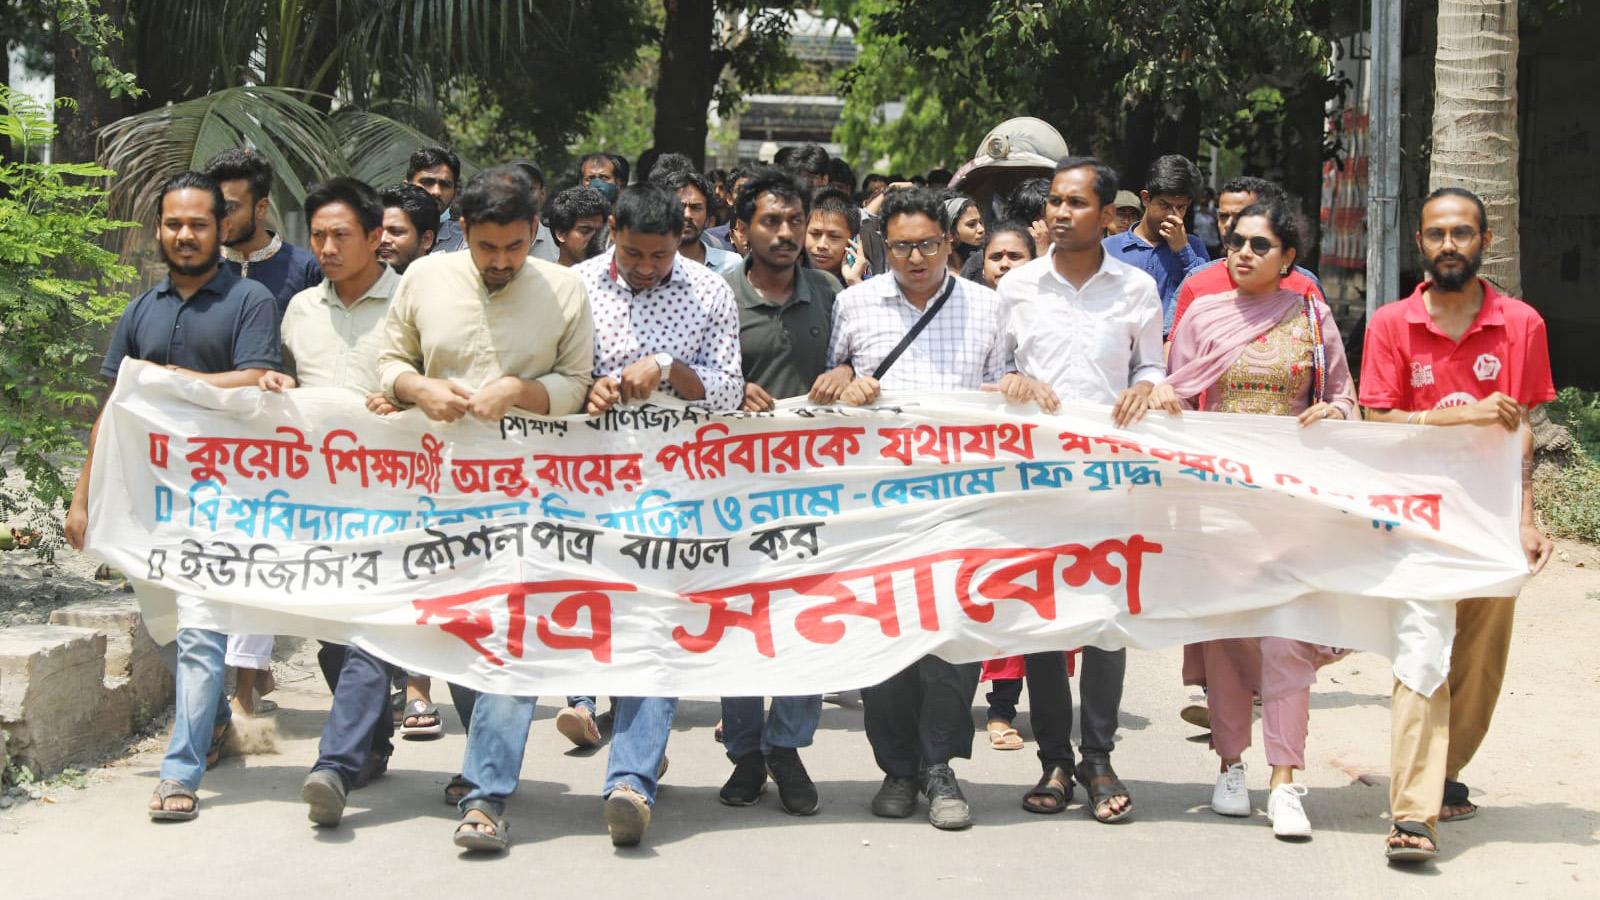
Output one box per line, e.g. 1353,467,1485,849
1536,388,1600,543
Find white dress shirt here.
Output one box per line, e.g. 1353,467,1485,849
574,248,744,411
827,271,1006,392
998,251,1165,404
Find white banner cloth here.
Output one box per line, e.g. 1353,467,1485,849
87,362,1528,696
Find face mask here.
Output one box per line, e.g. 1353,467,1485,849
589,179,619,204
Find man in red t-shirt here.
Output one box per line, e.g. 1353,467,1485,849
1359,187,1555,864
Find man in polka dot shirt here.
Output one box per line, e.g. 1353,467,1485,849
570,183,744,847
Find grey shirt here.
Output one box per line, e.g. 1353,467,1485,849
727,259,841,400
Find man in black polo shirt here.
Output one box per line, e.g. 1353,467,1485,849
716,166,846,816
66,171,281,822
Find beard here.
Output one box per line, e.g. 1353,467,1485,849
161,240,221,277
223,214,257,248
1424,247,1482,292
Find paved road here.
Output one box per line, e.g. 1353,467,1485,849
3,542,1598,899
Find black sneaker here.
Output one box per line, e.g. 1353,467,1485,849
871,775,919,818
765,747,819,816
301,769,347,827
719,751,767,806
920,764,971,830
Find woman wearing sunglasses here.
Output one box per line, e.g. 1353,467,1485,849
1145,197,1356,840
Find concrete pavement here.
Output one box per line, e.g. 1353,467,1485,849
2,541,1598,899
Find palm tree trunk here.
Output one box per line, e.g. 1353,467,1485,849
1430,0,1520,295
652,0,717,167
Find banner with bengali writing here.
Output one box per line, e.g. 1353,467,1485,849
87,361,1529,697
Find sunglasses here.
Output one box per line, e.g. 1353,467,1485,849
1224,233,1280,256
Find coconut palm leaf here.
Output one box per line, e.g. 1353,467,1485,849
333,105,479,188
99,86,345,232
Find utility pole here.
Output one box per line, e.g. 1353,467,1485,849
1366,0,1402,318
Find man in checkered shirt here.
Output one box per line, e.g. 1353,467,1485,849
824,186,1005,830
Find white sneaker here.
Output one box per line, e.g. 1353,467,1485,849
1268,783,1312,838
1211,763,1251,817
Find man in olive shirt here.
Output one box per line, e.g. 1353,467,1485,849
716,166,843,816
377,166,594,853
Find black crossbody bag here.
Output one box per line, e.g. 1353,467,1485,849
871,277,959,380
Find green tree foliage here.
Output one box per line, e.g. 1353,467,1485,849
97,1,650,222
830,0,1335,179
0,87,136,554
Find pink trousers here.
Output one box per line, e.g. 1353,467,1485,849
1185,638,1348,770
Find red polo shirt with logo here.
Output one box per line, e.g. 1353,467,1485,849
1358,279,1555,411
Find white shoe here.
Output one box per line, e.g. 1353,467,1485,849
1211,763,1251,817
1268,783,1312,838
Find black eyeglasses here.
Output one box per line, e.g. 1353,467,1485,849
887,237,945,259
1224,233,1280,256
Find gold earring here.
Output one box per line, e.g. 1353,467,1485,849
1279,265,1288,275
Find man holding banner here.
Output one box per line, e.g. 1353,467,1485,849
574,183,744,847
375,165,596,852
258,176,407,826
827,186,1007,831
67,171,284,821
1360,187,1555,863
993,157,1164,823
718,167,840,815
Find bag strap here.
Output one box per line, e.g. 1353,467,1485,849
1300,289,1327,405
872,276,959,381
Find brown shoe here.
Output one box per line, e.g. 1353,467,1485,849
604,784,651,846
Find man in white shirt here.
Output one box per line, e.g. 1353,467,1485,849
572,184,744,848
994,157,1164,824
826,187,1006,831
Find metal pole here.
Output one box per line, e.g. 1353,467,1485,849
1366,0,1402,319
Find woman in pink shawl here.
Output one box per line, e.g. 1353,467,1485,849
1147,198,1354,840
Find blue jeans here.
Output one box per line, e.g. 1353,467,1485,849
603,696,676,804
459,693,537,816
159,628,232,789
720,696,821,760
312,643,397,789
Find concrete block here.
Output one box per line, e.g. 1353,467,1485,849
49,598,173,723
0,625,127,777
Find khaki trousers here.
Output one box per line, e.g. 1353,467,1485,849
1389,596,1517,835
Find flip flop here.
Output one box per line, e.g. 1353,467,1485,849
986,721,1024,750
443,773,473,806
400,699,443,739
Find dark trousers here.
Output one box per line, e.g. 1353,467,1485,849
986,677,1024,722
861,655,981,778
1026,647,1125,771
312,642,398,789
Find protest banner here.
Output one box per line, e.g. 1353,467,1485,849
85,361,1528,697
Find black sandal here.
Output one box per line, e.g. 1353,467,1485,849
204,720,232,770
148,779,199,821
443,773,473,806
1386,820,1439,862
1441,780,1477,822
453,799,510,853
1021,765,1073,814
1074,757,1134,823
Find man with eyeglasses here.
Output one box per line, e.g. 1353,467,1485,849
827,186,1006,831
408,146,466,253
1168,176,1324,338
1103,154,1209,335
1358,187,1555,864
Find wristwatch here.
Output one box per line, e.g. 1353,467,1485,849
653,352,673,385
